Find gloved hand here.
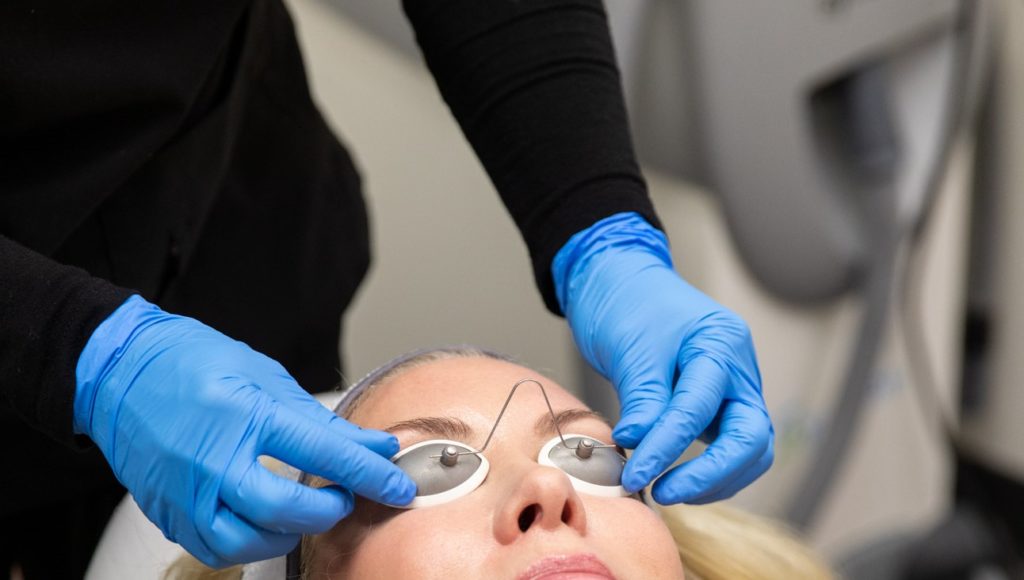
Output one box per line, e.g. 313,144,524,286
74,295,415,567
553,212,774,505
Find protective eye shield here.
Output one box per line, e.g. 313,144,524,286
389,432,628,509
538,434,628,498
389,439,490,508
386,378,629,508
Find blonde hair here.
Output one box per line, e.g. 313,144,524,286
659,503,834,580
165,348,833,580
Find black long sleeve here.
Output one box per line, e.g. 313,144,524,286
0,236,132,445
0,0,252,446
1,0,358,445
402,0,661,313
1,0,660,443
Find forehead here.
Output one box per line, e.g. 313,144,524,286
348,357,589,436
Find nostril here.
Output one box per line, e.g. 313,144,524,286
561,502,572,524
518,504,539,532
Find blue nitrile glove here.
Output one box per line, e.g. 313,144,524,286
553,212,774,505
74,295,415,567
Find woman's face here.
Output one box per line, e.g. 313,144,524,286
309,356,685,579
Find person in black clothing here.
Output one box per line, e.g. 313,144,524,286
0,0,774,577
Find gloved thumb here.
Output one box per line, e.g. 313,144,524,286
328,419,399,458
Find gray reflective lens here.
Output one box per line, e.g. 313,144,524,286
393,443,483,496
546,436,625,487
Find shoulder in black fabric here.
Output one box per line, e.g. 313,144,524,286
0,0,252,255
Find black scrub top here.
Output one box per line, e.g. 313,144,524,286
0,0,660,509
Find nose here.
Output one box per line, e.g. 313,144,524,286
493,465,587,544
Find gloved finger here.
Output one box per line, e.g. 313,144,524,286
261,376,398,458
679,442,774,505
221,460,355,534
620,355,727,493
650,401,773,504
613,373,671,449
197,504,301,567
326,419,399,458
262,405,416,506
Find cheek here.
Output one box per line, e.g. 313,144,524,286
585,499,685,579
342,502,495,579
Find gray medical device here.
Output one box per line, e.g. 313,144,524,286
611,0,988,302
605,0,991,532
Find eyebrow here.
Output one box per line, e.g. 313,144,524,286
535,408,609,437
384,416,474,441
384,408,609,444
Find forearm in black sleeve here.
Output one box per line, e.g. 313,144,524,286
402,0,662,314
0,235,132,445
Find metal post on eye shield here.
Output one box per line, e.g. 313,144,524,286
430,378,616,463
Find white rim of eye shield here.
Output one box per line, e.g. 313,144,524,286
538,434,629,498
387,439,490,509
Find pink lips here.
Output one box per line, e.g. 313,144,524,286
516,554,616,580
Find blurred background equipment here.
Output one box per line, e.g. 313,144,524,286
286,0,1023,577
